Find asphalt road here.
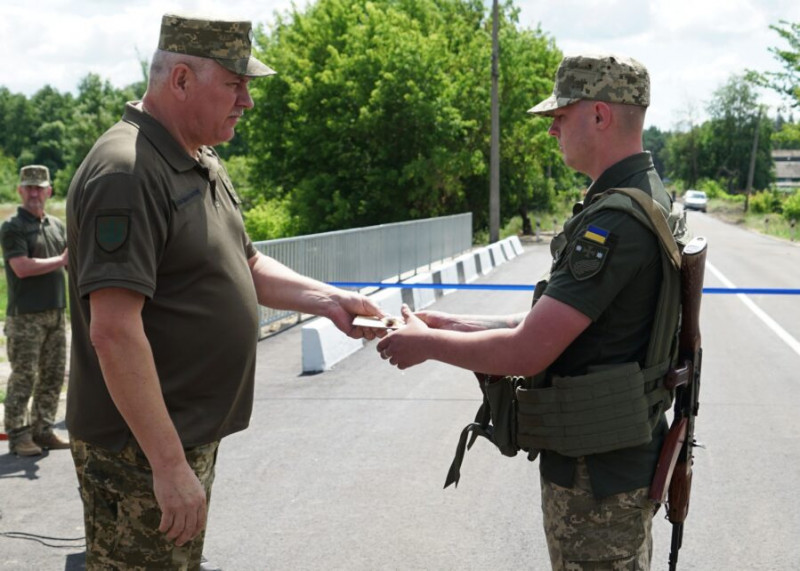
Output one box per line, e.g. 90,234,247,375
2,211,800,570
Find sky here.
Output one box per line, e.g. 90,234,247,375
1,0,799,131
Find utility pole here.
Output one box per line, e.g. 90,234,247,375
489,0,500,243
744,107,762,213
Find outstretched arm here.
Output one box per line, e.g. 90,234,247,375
248,251,386,339
414,309,529,333
376,295,591,377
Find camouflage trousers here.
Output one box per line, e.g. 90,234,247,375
541,458,654,571
3,309,66,441
70,437,219,571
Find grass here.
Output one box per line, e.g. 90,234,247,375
706,198,800,242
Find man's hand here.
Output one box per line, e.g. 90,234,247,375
376,305,431,369
153,462,208,546
248,252,388,340
329,291,388,341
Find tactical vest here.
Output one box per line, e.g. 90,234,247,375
445,187,689,488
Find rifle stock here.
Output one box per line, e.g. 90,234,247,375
649,235,706,570
649,236,707,510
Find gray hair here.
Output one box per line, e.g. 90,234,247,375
148,49,218,88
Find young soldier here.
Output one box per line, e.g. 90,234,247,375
378,53,676,570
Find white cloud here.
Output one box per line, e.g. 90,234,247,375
2,0,799,131
0,0,294,96
516,0,800,130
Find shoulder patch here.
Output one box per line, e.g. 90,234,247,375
95,211,131,261
568,236,611,281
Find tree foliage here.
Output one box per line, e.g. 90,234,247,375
747,20,800,109
662,75,774,192
3,5,796,237
773,120,800,149
705,76,773,190
242,0,565,236
0,71,144,199
643,126,667,178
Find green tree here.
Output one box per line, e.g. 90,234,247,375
32,120,68,176
53,74,140,196
773,120,800,149
28,86,75,175
0,88,36,160
747,20,800,109
704,75,773,191
494,18,568,230
0,151,18,202
664,124,702,188
643,125,667,178
242,0,562,235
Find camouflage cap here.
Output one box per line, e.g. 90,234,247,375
528,53,649,116
19,165,51,187
158,13,276,77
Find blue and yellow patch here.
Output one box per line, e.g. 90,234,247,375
583,224,609,244
568,225,614,280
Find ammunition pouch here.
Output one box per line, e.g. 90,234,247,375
444,374,527,489
516,362,670,456
444,363,670,488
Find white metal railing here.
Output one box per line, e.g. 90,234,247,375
253,213,473,329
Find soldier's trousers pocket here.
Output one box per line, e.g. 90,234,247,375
543,477,653,569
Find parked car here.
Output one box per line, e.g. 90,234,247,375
683,190,708,212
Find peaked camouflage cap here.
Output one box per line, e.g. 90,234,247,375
528,53,649,116
19,165,51,187
158,13,276,77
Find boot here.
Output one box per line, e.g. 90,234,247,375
33,431,70,450
10,433,43,457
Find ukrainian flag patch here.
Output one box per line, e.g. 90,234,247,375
583,224,609,244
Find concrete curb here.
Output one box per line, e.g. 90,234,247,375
301,236,524,373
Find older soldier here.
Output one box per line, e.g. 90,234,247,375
1,165,69,456
66,13,384,570
378,53,678,570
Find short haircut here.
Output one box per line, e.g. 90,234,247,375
148,49,218,88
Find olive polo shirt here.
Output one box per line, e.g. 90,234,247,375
66,101,260,451
0,208,67,316
539,152,670,498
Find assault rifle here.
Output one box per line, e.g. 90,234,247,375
649,235,708,571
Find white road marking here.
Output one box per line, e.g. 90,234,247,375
707,261,800,357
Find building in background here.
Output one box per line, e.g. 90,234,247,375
773,150,800,191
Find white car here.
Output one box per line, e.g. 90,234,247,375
683,190,708,213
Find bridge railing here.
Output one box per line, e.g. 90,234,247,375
253,213,473,329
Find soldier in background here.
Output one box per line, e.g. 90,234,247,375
1,164,69,456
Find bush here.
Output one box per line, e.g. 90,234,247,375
782,190,800,223
243,197,299,241
696,178,727,200
748,190,783,215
